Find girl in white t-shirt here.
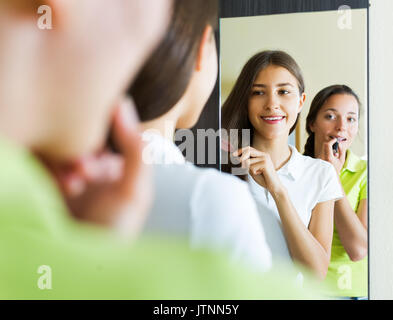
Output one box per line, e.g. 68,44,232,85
128,1,272,272
222,51,343,280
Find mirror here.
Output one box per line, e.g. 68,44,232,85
219,0,369,299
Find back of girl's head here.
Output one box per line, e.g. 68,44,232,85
221,50,304,175
303,84,361,158
129,0,218,122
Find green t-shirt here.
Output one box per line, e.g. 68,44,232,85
324,149,368,297
0,136,321,299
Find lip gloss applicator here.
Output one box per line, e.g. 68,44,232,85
333,140,339,155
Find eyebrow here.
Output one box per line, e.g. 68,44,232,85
252,83,294,87
324,108,357,115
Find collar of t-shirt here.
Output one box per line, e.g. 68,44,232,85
248,144,302,182
277,145,303,181
341,149,362,173
141,130,186,165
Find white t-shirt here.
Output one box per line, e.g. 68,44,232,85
248,145,343,266
141,130,272,272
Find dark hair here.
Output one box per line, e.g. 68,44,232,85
128,0,218,122
221,50,305,176
303,85,361,158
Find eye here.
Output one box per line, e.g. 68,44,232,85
278,89,290,95
348,117,357,123
251,90,264,96
325,114,336,120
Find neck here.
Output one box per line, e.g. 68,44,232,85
140,103,186,142
140,118,177,142
252,133,291,170
140,97,190,141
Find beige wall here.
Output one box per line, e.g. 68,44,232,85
220,9,367,157
369,0,393,300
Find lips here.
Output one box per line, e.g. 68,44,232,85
261,115,286,124
330,136,347,142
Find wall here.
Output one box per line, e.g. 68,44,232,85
369,0,393,300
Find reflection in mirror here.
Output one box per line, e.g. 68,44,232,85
220,1,368,299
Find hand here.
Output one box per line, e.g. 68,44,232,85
42,97,152,240
234,146,285,196
315,137,346,174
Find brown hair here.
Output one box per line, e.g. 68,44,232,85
128,0,218,121
221,50,305,176
303,84,361,158
0,0,53,19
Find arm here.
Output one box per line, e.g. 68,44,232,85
334,197,367,261
315,141,368,262
273,190,333,280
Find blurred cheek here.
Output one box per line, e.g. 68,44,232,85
248,101,259,117
348,125,359,143
48,109,111,161
313,119,331,141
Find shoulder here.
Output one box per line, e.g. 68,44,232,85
191,166,251,199
348,151,367,185
152,162,252,203
356,157,367,175
294,151,336,177
176,166,258,217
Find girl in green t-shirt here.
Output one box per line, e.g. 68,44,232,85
303,85,368,299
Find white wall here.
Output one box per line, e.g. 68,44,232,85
369,0,393,300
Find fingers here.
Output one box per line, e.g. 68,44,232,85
62,173,86,197
249,162,266,175
241,157,264,169
326,136,337,146
233,146,266,161
77,153,124,184
322,137,337,160
111,97,144,196
337,142,346,161
48,163,86,198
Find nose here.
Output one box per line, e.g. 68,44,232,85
335,116,347,132
263,92,280,111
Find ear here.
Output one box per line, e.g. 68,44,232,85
195,25,214,72
309,120,315,133
297,92,306,113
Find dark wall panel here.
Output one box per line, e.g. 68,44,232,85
220,0,369,18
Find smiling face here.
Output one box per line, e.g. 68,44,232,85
247,65,305,141
310,93,359,151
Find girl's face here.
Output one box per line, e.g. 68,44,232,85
310,94,359,152
248,65,305,141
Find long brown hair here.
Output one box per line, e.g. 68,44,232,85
303,85,361,158
221,50,305,176
128,0,217,122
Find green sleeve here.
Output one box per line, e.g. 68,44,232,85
359,171,367,201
